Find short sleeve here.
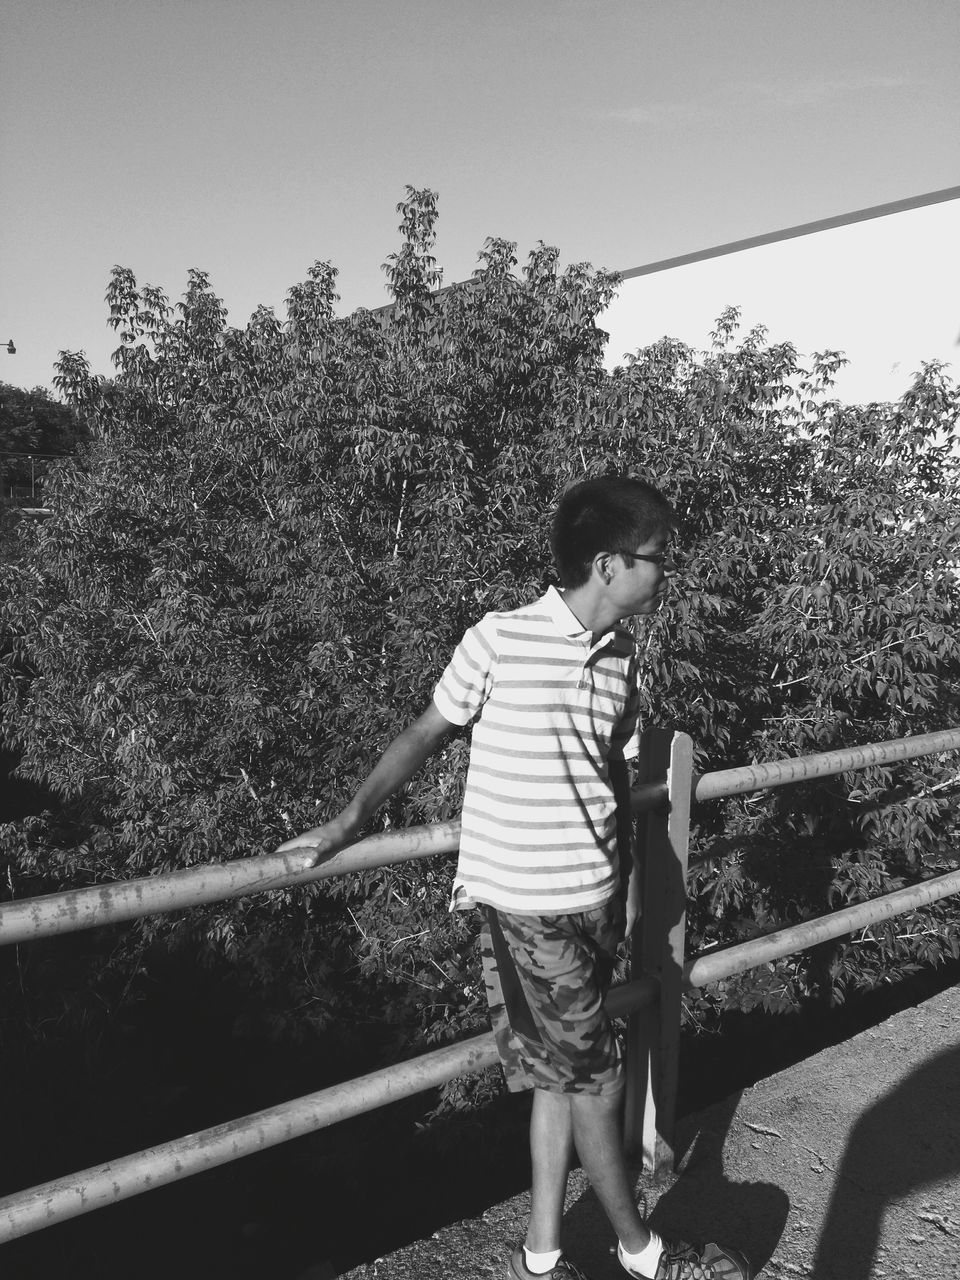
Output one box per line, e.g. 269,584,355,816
432,616,499,727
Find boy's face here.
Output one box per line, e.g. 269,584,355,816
608,528,677,619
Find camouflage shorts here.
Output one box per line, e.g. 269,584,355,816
479,899,624,1097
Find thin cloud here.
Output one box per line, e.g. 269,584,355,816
742,73,913,109
603,102,707,127
603,74,913,128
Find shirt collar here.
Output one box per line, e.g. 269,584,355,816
544,585,591,638
543,585,627,655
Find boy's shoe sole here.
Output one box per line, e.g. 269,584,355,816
507,1247,594,1280
618,1238,753,1280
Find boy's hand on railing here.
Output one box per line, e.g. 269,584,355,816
271,706,455,869
624,859,642,939
274,814,359,867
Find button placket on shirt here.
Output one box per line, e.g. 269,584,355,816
577,631,615,690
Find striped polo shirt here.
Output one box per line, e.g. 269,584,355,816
433,586,641,915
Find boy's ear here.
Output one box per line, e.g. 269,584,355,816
593,551,615,584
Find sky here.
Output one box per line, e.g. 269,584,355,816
603,198,960,404
2,0,959,404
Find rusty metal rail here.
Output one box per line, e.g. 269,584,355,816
0,977,658,1241
0,820,462,948
685,866,960,990
0,788,669,948
6,728,958,951
694,727,960,803
0,728,957,1242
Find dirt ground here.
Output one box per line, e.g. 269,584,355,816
337,981,960,1280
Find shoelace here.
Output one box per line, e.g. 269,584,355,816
550,1258,593,1280
661,1246,715,1280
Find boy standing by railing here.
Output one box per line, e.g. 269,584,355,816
278,475,750,1280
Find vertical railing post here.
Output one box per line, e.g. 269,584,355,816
623,728,693,1178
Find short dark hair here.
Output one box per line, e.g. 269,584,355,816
550,475,674,588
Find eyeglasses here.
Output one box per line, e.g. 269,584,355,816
620,549,678,568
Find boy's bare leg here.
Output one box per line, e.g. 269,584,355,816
570,1090,650,1254
525,1088,575,1252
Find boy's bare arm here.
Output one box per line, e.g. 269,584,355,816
275,702,458,866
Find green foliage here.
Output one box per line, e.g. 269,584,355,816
1,188,959,1104
612,321,960,1020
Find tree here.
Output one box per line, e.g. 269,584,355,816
585,318,960,1016
1,189,958,1099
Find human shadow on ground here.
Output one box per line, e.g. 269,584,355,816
560,1092,790,1279
811,1039,960,1280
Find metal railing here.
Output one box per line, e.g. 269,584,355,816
1,726,959,1242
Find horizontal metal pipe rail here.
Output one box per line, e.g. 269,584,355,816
695,727,960,803
0,977,659,1242
0,786,668,947
6,862,959,1242
6,728,958,951
7,726,960,948
685,866,960,990
1,728,957,1240
0,1034,501,1241
0,820,460,948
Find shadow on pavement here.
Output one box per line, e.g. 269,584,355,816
812,1039,960,1280
560,1092,790,1279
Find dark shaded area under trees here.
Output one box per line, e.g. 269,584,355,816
0,381,83,483
1,187,959,1276
0,381,84,559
